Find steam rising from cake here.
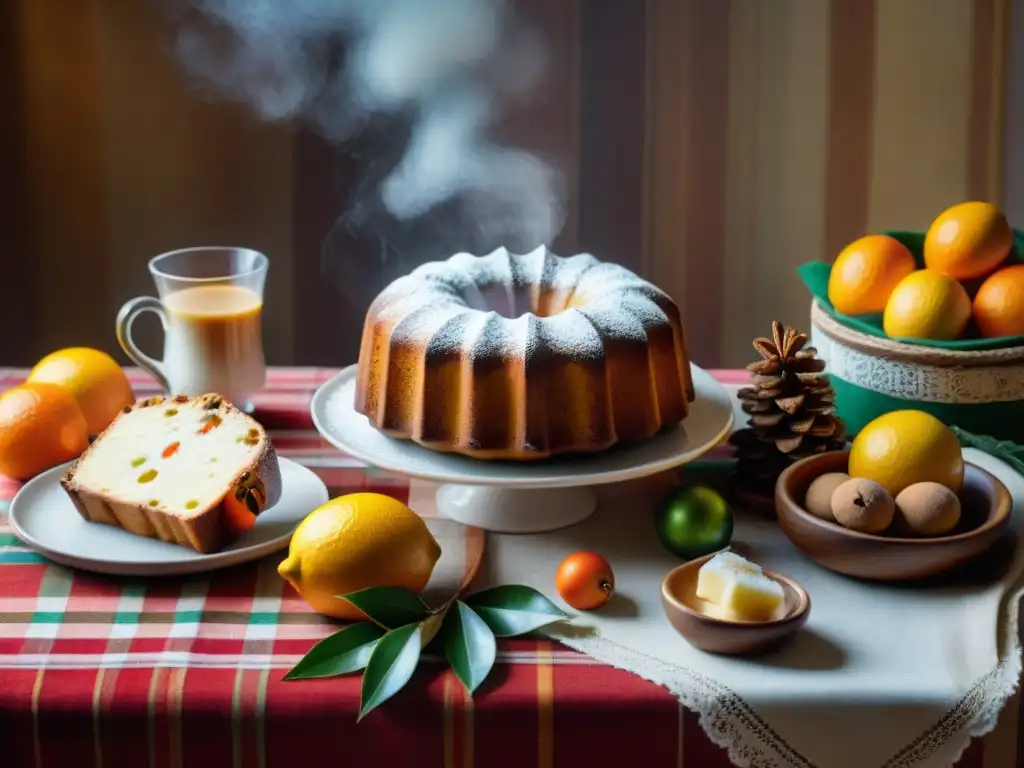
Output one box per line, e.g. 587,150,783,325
173,0,566,249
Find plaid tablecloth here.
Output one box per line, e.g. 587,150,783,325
0,368,1009,768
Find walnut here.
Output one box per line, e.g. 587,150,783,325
199,394,224,410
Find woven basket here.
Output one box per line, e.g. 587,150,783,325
810,300,1024,440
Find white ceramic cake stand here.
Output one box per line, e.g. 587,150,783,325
310,364,734,533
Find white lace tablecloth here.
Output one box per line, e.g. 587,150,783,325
437,393,1024,768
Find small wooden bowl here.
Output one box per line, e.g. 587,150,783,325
660,553,811,655
775,451,1012,582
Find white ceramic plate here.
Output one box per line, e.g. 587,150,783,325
9,457,328,576
311,363,735,489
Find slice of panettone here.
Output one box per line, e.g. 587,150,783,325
60,393,282,554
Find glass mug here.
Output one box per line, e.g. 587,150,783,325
116,247,268,410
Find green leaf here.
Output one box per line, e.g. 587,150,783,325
283,622,385,680
341,586,431,629
442,601,496,695
420,606,448,649
465,585,567,638
358,623,423,721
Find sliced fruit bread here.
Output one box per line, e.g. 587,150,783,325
61,393,282,553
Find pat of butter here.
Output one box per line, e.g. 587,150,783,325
695,551,762,605
695,552,784,622
719,571,785,622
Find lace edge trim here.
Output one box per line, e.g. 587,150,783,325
812,328,1024,404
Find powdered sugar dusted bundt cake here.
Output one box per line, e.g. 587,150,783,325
355,246,695,460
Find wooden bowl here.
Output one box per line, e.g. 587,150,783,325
775,451,1012,581
660,553,810,655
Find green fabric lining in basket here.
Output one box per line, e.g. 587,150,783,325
952,426,1024,476
798,228,1024,351
827,374,1024,444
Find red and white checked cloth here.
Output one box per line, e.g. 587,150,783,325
0,368,1012,768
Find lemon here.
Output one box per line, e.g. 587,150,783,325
882,270,971,341
278,493,442,620
848,410,964,496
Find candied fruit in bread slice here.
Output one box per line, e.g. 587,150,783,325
59,394,281,553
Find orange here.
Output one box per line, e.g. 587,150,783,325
971,264,1024,338
827,234,916,315
883,269,972,341
555,551,615,611
27,347,134,435
924,201,1012,280
0,382,89,480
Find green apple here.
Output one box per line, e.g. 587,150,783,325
655,484,733,560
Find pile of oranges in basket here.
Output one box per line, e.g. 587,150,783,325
827,201,1024,342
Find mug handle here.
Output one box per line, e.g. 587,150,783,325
116,296,171,393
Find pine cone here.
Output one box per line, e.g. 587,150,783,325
729,321,847,513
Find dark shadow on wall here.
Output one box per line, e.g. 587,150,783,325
0,1,37,364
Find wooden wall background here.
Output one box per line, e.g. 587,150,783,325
0,0,1010,369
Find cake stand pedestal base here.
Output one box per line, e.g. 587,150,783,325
435,485,597,534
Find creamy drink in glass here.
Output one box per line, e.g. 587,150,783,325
116,247,268,411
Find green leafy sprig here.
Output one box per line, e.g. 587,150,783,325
283,584,567,721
